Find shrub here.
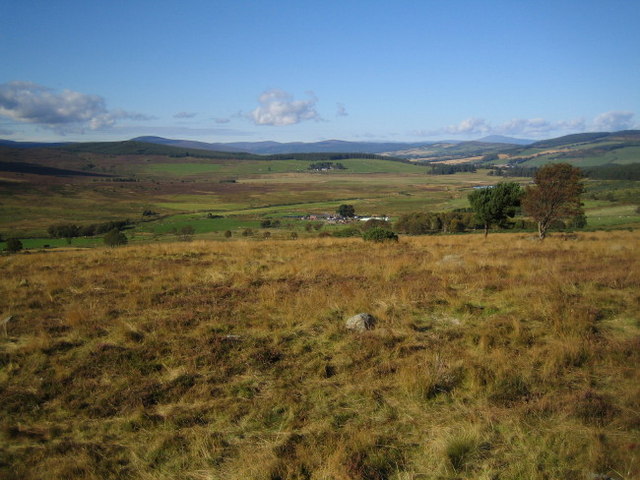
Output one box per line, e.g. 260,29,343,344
179,225,195,241
260,219,280,228
224,230,232,238
362,227,398,242
104,229,128,247
6,238,23,253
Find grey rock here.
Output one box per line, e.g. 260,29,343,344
345,313,376,332
437,254,464,266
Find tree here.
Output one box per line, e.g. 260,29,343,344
103,229,128,247
6,238,23,253
337,204,355,217
522,163,584,240
468,182,522,238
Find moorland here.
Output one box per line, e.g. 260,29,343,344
1,131,639,479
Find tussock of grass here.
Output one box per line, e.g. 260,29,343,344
1,231,639,479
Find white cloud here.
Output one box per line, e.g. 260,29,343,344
173,111,197,119
444,117,491,135
250,89,319,126
413,117,491,137
336,102,348,117
413,112,630,139
214,117,231,124
0,81,151,133
591,111,635,131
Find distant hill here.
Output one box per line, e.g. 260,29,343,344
57,140,258,159
528,132,612,149
476,135,534,145
0,139,70,148
132,136,248,153
493,130,640,168
2,130,639,167
131,136,441,155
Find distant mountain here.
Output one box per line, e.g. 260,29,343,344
131,136,440,155
476,135,534,145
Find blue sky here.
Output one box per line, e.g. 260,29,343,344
1,0,639,143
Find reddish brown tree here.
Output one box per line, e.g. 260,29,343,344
522,163,584,240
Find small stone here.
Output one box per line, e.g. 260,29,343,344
345,313,376,332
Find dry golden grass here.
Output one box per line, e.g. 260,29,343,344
1,231,639,479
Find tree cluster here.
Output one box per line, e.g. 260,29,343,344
581,163,640,181
48,220,130,239
394,211,479,235
429,163,477,175
488,166,537,177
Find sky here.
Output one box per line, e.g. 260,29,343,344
1,0,639,143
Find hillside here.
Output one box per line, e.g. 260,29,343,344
1,232,639,479
496,130,640,168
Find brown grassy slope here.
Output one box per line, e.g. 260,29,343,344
1,232,639,479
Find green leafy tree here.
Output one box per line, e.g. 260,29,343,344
522,163,584,240
103,229,128,247
337,204,356,217
6,238,23,253
468,182,522,238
